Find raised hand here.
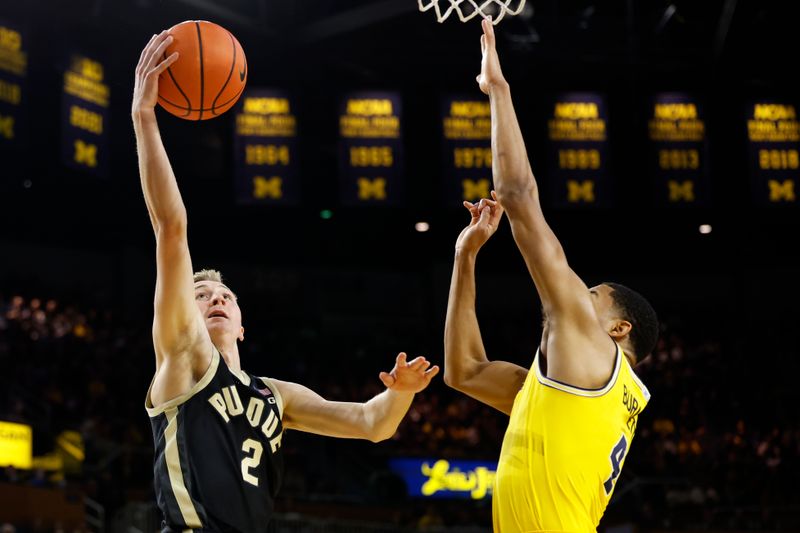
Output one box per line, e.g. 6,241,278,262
476,17,508,96
455,191,505,254
132,31,178,114
379,352,440,393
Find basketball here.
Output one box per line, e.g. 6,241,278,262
157,20,247,120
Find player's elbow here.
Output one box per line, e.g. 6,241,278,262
495,182,536,208
155,214,188,239
443,370,469,392
369,427,396,443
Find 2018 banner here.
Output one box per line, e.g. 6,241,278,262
648,93,709,206
546,93,610,207
746,99,799,205
339,91,403,206
441,95,492,206
61,53,109,177
233,89,299,205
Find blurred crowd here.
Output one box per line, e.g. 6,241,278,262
1,291,799,531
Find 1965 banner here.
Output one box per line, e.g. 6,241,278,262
339,91,403,206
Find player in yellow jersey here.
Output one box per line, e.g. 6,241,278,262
443,18,659,533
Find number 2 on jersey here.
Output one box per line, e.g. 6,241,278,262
241,438,263,486
603,434,628,495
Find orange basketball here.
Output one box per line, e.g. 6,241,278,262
157,20,247,120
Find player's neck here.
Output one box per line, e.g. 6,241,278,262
217,343,242,373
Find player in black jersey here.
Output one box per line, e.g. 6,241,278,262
132,33,440,533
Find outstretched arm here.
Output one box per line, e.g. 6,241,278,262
273,353,439,442
444,199,527,415
133,31,212,403
477,19,614,385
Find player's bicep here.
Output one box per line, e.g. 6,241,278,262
152,226,207,360
450,360,528,416
271,380,372,439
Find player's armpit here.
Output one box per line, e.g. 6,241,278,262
447,360,528,416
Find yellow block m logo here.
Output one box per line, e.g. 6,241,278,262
253,176,283,199
357,177,387,200
74,140,97,167
0,114,13,139
462,179,490,201
668,180,695,202
768,179,796,202
567,180,595,203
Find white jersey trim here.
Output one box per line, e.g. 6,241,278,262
534,343,622,398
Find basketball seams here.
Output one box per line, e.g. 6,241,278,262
162,52,193,118
195,21,205,121
211,31,237,115
157,84,245,112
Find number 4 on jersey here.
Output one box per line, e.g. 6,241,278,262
603,434,628,495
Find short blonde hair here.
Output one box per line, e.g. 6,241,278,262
193,269,238,299
193,269,223,284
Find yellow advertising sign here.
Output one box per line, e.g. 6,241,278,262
0,420,32,469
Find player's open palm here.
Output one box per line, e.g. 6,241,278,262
379,353,440,393
456,192,504,254
132,31,178,113
477,17,507,95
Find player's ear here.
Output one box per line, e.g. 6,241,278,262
239,327,245,342
608,319,632,340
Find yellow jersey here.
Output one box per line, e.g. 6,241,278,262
493,344,650,532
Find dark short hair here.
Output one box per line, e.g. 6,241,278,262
604,282,659,361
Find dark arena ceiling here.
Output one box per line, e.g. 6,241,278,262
1,0,799,291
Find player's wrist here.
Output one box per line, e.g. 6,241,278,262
455,245,480,258
487,79,510,97
132,106,157,124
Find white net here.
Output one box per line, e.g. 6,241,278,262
418,0,526,24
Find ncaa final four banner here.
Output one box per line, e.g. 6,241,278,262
441,95,493,206
339,91,403,206
647,93,710,206
0,20,27,155
546,93,611,208
233,89,300,205
746,99,800,205
61,53,110,178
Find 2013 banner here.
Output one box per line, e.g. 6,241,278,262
648,93,710,206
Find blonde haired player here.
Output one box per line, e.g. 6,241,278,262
132,32,439,532
444,19,658,532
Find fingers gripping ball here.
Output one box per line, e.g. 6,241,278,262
157,20,247,120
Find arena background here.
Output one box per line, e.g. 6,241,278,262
1,0,799,531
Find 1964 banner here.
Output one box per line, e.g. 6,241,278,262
746,99,799,205
546,93,610,208
441,95,492,206
61,53,110,177
339,91,403,206
234,89,299,205
648,93,709,206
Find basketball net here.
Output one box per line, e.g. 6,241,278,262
418,0,526,24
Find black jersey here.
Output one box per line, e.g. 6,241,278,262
146,348,285,532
